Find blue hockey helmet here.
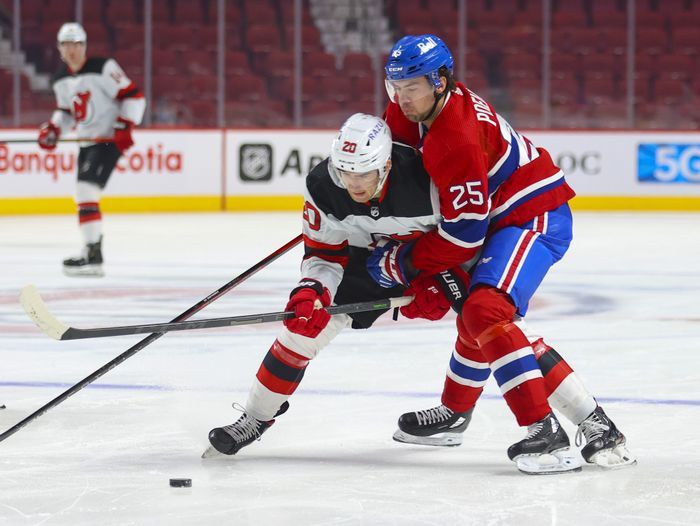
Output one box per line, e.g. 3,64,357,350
385,34,454,90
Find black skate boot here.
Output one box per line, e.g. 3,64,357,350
63,237,104,277
507,412,582,474
576,406,637,468
203,401,290,458
392,404,473,446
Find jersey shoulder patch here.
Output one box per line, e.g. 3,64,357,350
81,57,109,74
51,64,71,84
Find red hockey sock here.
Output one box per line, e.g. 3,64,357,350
442,317,489,412
255,339,310,395
532,338,574,396
478,321,550,426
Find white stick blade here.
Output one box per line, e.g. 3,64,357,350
20,285,69,340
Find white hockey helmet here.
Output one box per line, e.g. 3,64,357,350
57,22,87,43
330,113,392,198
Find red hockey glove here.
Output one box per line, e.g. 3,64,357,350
113,118,134,152
401,267,471,321
283,278,332,338
38,122,60,150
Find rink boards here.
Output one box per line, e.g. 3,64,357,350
1,128,699,213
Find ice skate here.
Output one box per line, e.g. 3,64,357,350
576,406,637,469
507,412,582,475
62,237,104,277
392,404,472,447
202,401,289,458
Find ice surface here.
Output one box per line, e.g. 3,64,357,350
1,212,699,525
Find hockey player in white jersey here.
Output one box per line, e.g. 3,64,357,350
204,114,633,473
38,22,146,277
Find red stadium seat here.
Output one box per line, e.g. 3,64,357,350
227,74,268,102
106,0,137,23
636,27,669,55
152,50,181,76
152,2,172,24
672,27,699,55
184,50,216,75
189,100,217,126
319,76,352,103
113,24,145,50
306,52,337,78
352,76,379,102
174,1,206,25
653,78,687,104
247,24,282,53
343,53,373,78
190,75,218,100
654,54,694,81
226,52,251,76
591,8,627,27
245,1,278,25
82,2,103,23
279,0,315,26
583,77,619,103
153,75,190,100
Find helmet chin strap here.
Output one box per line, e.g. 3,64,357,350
419,89,447,123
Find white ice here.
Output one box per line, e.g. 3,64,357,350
1,212,699,526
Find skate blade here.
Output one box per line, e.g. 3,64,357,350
201,445,226,459
392,429,463,447
590,444,637,469
515,449,583,475
63,265,104,277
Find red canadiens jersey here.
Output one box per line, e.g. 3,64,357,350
384,82,575,274
50,57,146,146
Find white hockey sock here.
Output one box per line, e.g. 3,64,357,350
548,374,598,425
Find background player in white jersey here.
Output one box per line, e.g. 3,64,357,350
204,114,629,473
38,22,146,277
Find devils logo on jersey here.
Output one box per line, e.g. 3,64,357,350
72,91,91,122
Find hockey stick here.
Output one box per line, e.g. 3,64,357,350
0,234,302,444
0,137,114,144
21,289,412,340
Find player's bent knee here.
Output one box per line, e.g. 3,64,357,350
277,313,351,359
460,286,517,341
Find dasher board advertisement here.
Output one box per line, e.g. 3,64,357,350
0,129,222,198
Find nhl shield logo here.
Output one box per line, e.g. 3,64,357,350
370,206,380,218
240,144,273,181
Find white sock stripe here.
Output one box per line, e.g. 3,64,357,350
452,351,490,369
499,369,543,394
446,369,489,388
490,346,535,371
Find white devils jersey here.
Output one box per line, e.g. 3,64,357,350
301,142,441,298
50,57,146,145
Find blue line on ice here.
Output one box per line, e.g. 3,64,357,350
1,380,698,406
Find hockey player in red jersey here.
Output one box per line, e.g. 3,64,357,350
375,34,635,471
38,22,146,277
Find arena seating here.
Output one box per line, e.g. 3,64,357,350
0,0,697,129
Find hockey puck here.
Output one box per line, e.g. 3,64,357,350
169,478,192,488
